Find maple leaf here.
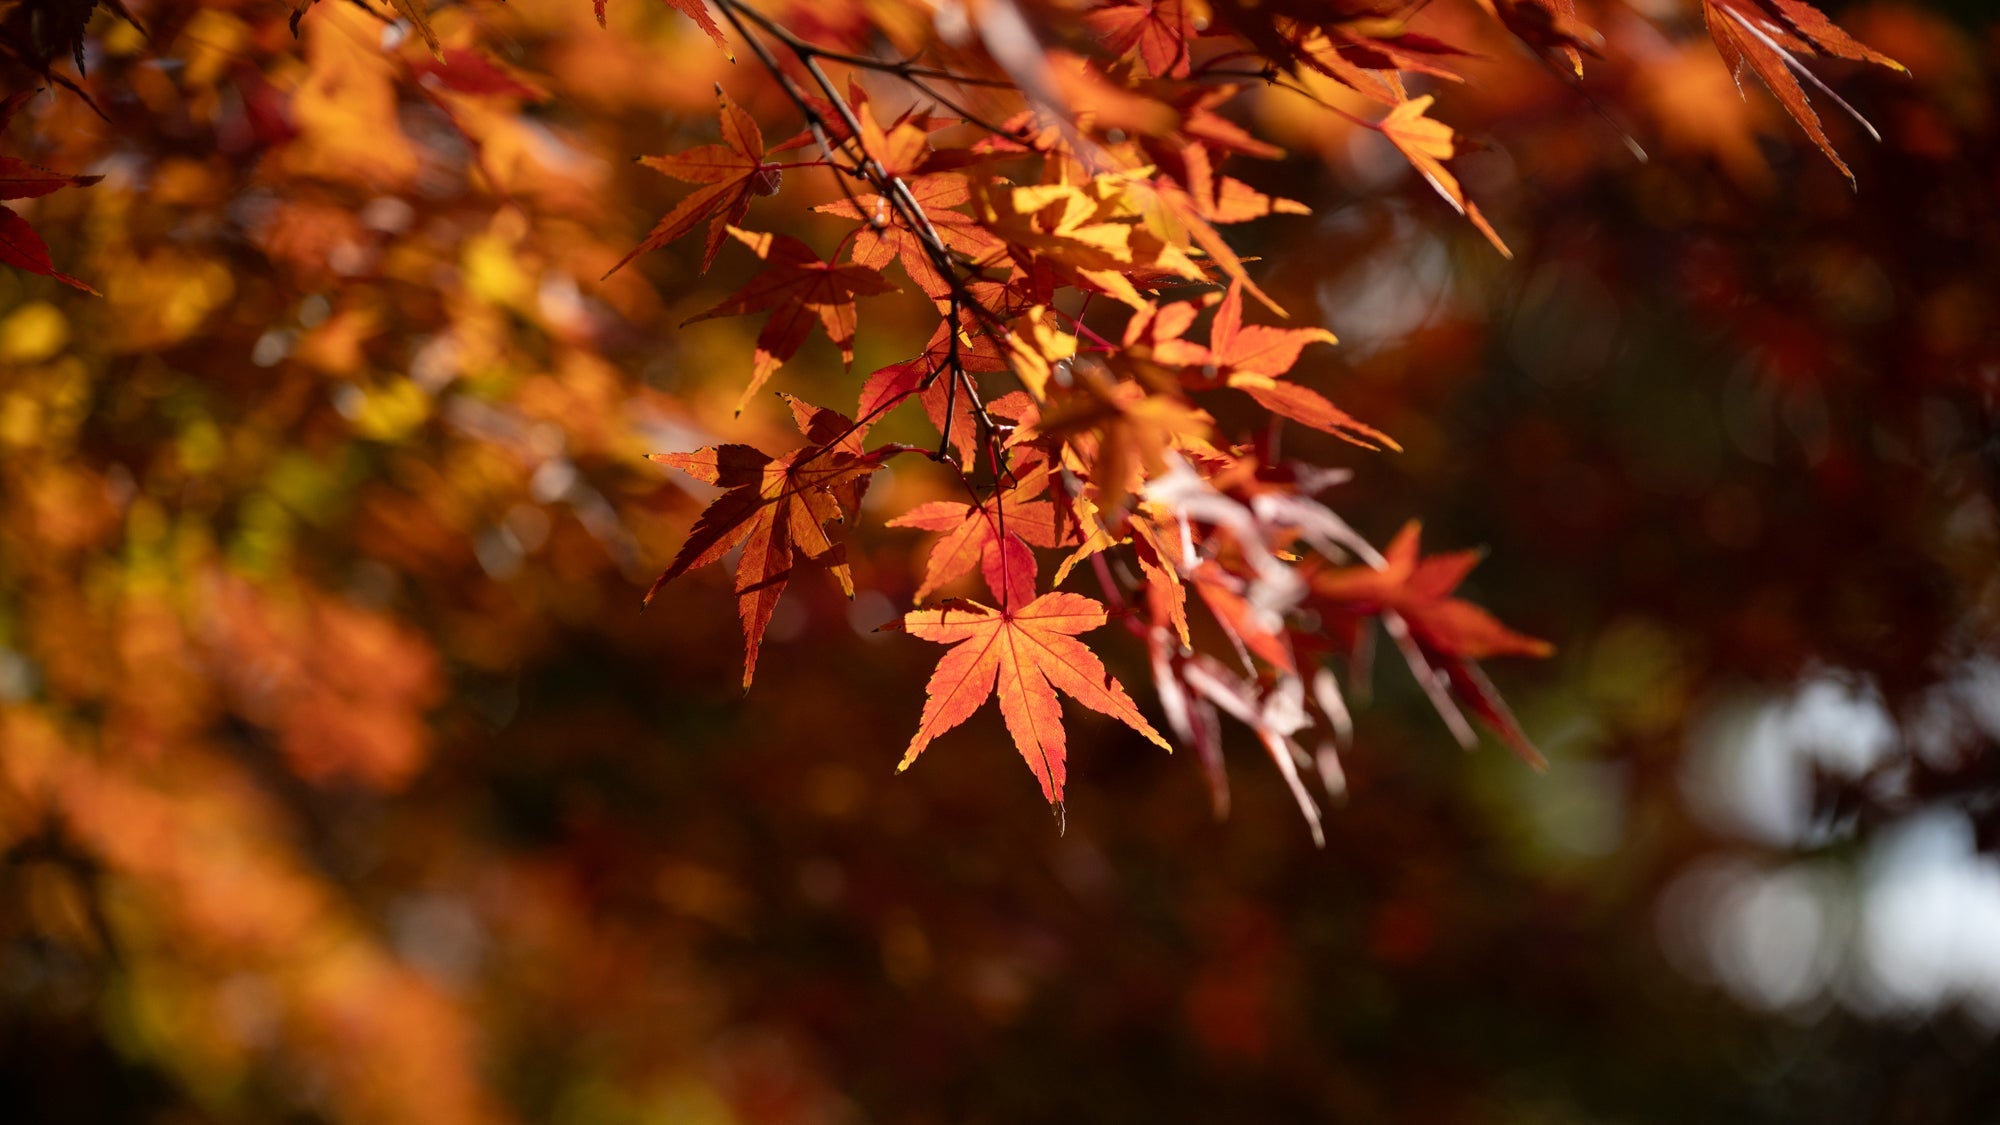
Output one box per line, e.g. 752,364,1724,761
1135,282,1396,450
831,97,937,177
889,461,1062,604
1125,174,1289,314
1126,88,1308,229
684,227,897,412
1702,0,1905,184
1310,521,1551,766
860,361,968,466
1170,84,1283,160
1311,522,1550,662
765,76,905,154
1084,0,1198,79
1473,0,1603,77
660,0,732,53
975,172,1209,312
1179,144,1310,225
1131,513,1191,646
1200,280,1392,446
1332,28,1479,83
0,91,101,293
1283,22,1477,108
897,592,1170,805
645,399,901,689
977,175,1144,282
0,208,92,292
606,88,777,277
853,315,1012,468
1124,88,1308,236
997,305,1078,401
1378,95,1512,260
818,171,1006,301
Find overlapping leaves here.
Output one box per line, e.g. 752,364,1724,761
603,0,1899,831
646,396,906,688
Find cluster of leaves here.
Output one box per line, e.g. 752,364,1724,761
596,0,1899,829
0,0,1959,1120
0,0,1902,835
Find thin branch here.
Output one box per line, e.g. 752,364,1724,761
721,2,1017,89
713,0,1068,571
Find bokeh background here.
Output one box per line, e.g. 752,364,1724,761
2,0,1997,1121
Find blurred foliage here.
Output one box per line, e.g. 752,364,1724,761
0,0,1996,1123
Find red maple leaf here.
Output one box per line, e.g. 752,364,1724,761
645,398,905,688
1702,0,1905,183
1084,0,1199,79
1311,521,1552,765
0,91,101,293
685,227,897,412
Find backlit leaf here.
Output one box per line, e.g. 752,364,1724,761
896,592,1170,805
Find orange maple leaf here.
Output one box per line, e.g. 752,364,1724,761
1378,95,1513,260
1171,83,1286,161
1146,121,1309,226
645,399,900,688
1129,86,1310,228
897,592,1170,805
1286,23,1478,108
1132,282,1396,450
853,316,1011,468
685,227,897,412
818,171,1005,301
1129,173,1289,314
1131,514,1190,647
889,460,1062,604
606,88,776,277
857,358,969,465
